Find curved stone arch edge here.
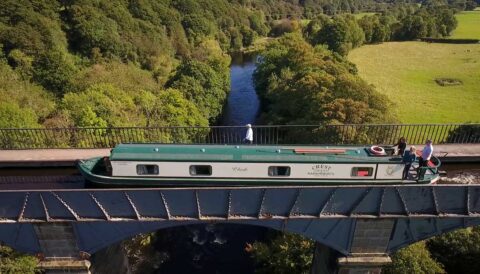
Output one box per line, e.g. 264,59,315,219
0,219,355,256
2,218,480,257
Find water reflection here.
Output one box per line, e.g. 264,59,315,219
222,53,260,126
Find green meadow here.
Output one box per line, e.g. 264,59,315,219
348,42,480,123
450,10,480,39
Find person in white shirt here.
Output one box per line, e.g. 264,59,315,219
244,124,253,144
418,140,433,179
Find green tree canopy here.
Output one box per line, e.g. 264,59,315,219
254,33,393,126
427,227,480,274
247,232,315,274
384,242,445,274
0,245,38,274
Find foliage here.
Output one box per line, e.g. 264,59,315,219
168,58,229,122
269,19,301,37
32,50,77,96
358,15,391,43
0,102,40,128
427,227,480,274
254,33,394,128
62,83,143,127
247,232,315,274
0,60,54,121
383,242,445,274
446,124,480,143
71,61,163,93
124,233,163,274
0,245,38,274
315,15,365,55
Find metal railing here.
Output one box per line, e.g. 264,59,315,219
0,124,479,149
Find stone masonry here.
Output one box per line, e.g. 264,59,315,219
311,219,395,274
337,219,394,274
34,223,91,274
350,219,395,255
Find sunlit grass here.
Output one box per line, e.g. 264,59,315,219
348,42,480,123
450,10,480,39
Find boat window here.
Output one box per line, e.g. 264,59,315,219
351,167,374,177
136,164,159,175
190,165,212,176
268,166,291,176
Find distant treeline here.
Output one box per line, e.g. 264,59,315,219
243,0,479,19
291,5,459,55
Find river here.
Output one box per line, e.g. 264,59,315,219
221,53,260,126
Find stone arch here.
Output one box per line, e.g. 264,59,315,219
2,217,480,257
74,219,356,256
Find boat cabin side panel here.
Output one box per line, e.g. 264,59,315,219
110,161,391,180
376,164,404,179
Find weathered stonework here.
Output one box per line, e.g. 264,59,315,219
350,219,395,255
34,223,91,274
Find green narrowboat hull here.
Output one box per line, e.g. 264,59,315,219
78,157,439,187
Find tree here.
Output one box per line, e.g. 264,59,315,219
427,227,480,274
62,83,143,127
0,102,40,128
465,1,478,10
32,50,76,96
0,60,55,121
315,15,364,55
247,232,315,274
269,19,300,37
254,34,392,127
358,15,390,44
383,242,445,274
168,59,229,122
64,4,124,57
0,245,38,274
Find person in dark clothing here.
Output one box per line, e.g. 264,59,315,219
402,146,417,179
393,137,407,156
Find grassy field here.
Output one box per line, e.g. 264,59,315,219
348,42,480,123
450,10,480,39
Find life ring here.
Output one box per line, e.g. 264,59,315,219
370,145,385,155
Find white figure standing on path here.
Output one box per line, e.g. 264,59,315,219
244,124,253,144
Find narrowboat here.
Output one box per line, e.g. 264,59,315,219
77,144,442,187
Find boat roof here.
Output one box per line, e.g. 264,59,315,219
109,144,402,163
